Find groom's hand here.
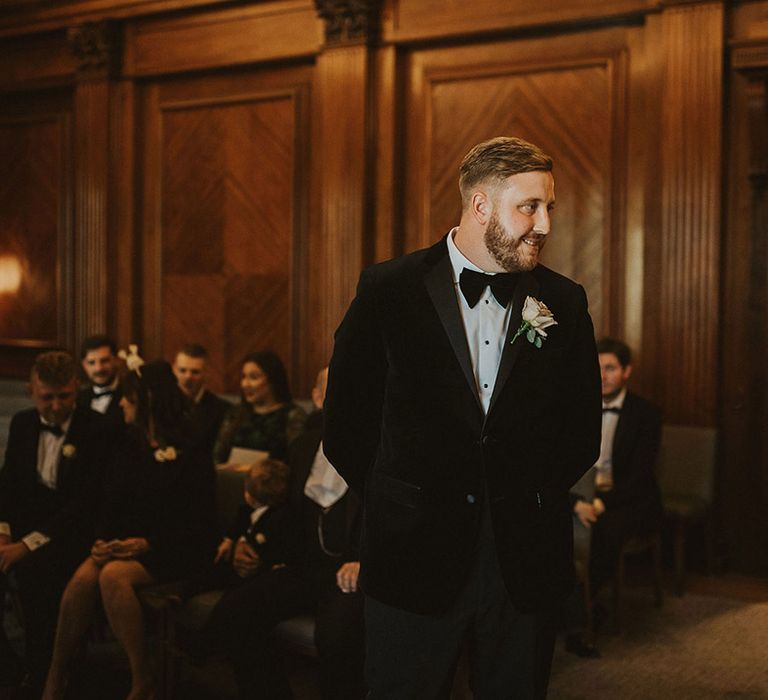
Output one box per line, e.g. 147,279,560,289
336,561,360,593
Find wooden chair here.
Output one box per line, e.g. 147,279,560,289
657,424,717,596
611,531,663,631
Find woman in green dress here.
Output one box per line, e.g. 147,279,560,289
213,351,306,464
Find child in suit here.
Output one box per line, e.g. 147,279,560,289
214,458,293,580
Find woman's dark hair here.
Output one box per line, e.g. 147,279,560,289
121,360,189,447
241,351,292,404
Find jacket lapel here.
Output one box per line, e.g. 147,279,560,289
423,241,483,413
487,271,540,417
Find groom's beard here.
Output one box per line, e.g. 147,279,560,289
484,211,545,273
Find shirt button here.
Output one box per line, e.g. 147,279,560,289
485,300,489,304
485,340,490,345
483,383,488,389
466,494,476,504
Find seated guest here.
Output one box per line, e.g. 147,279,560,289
172,343,231,456
0,351,112,690
209,367,365,700
42,357,218,700
78,334,123,424
210,459,293,586
213,351,306,464
564,338,662,656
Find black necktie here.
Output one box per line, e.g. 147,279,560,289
40,423,64,437
459,268,519,308
602,407,621,415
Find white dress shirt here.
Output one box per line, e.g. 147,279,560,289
446,229,513,414
90,379,119,415
304,441,349,508
595,388,627,490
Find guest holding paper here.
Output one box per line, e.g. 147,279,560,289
213,351,306,465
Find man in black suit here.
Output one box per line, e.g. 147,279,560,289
570,338,662,609
325,136,601,698
210,367,364,700
78,334,123,425
172,344,230,457
0,351,112,689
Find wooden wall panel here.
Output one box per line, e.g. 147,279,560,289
655,2,723,425
403,30,632,338
0,89,73,374
384,0,655,43
140,66,312,394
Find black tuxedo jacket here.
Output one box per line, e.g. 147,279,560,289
77,385,124,426
188,390,231,458
601,392,662,517
325,236,601,614
0,405,113,544
287,412,361,565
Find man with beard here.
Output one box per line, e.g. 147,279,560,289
325,136,601,698
78,335,123,424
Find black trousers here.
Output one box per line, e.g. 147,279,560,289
364,504,557,700
208,564,365,700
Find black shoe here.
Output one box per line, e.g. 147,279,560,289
565,635,601,658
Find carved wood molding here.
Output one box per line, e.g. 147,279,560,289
314,0,380,45
732,41,768,72
67,20,121,78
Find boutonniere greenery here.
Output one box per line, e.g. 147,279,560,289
511,296,558,349
61,443,76,459
153,446,178,463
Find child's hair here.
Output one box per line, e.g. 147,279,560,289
245,459,290,507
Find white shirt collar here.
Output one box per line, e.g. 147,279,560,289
446,227,487,285
40,415,73,434
93,378,119,395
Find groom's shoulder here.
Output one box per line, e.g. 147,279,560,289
534,264,586,300
362,242,438,287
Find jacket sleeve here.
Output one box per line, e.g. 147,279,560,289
556,285,602,491
0,413,25,529
324,267,388,494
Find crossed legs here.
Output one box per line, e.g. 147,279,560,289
42,558,156,700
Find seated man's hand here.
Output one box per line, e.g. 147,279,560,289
336,561,361,593
91,539,112,565
214,538,233,564
573,501,598,528
109,537,151,559
0,534,12,547
0,542,29,573
232,540,260,578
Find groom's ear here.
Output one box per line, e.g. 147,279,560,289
471,190,491,226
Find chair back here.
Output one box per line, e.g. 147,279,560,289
215,464,249,535
657,424,717,508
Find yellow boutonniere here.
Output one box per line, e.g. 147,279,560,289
153,446,178,462
62,443,76,458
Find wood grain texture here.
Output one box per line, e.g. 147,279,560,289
0,113,68,346
656,2,723,425
140,67,312,394
383,0,655,43
123,1,321,77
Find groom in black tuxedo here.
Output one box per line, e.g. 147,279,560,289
0,351,112,688
325,136,601,698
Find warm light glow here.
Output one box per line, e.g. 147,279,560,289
0,255,22,294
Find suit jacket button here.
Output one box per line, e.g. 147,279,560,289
466,494,476,504
481,435,489,445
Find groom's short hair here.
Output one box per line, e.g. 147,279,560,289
459,136,553,208
596,338,632,368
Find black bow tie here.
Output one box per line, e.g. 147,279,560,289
40,423,64,437
459,268,519,308
602,407,621,414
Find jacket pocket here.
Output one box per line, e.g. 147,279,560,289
370,472,422,509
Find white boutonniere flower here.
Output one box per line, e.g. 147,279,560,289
511,296,558,349
61,443,76,459
153,446,178,462
118,344,145,375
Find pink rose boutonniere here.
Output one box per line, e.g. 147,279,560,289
511,296,558,349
